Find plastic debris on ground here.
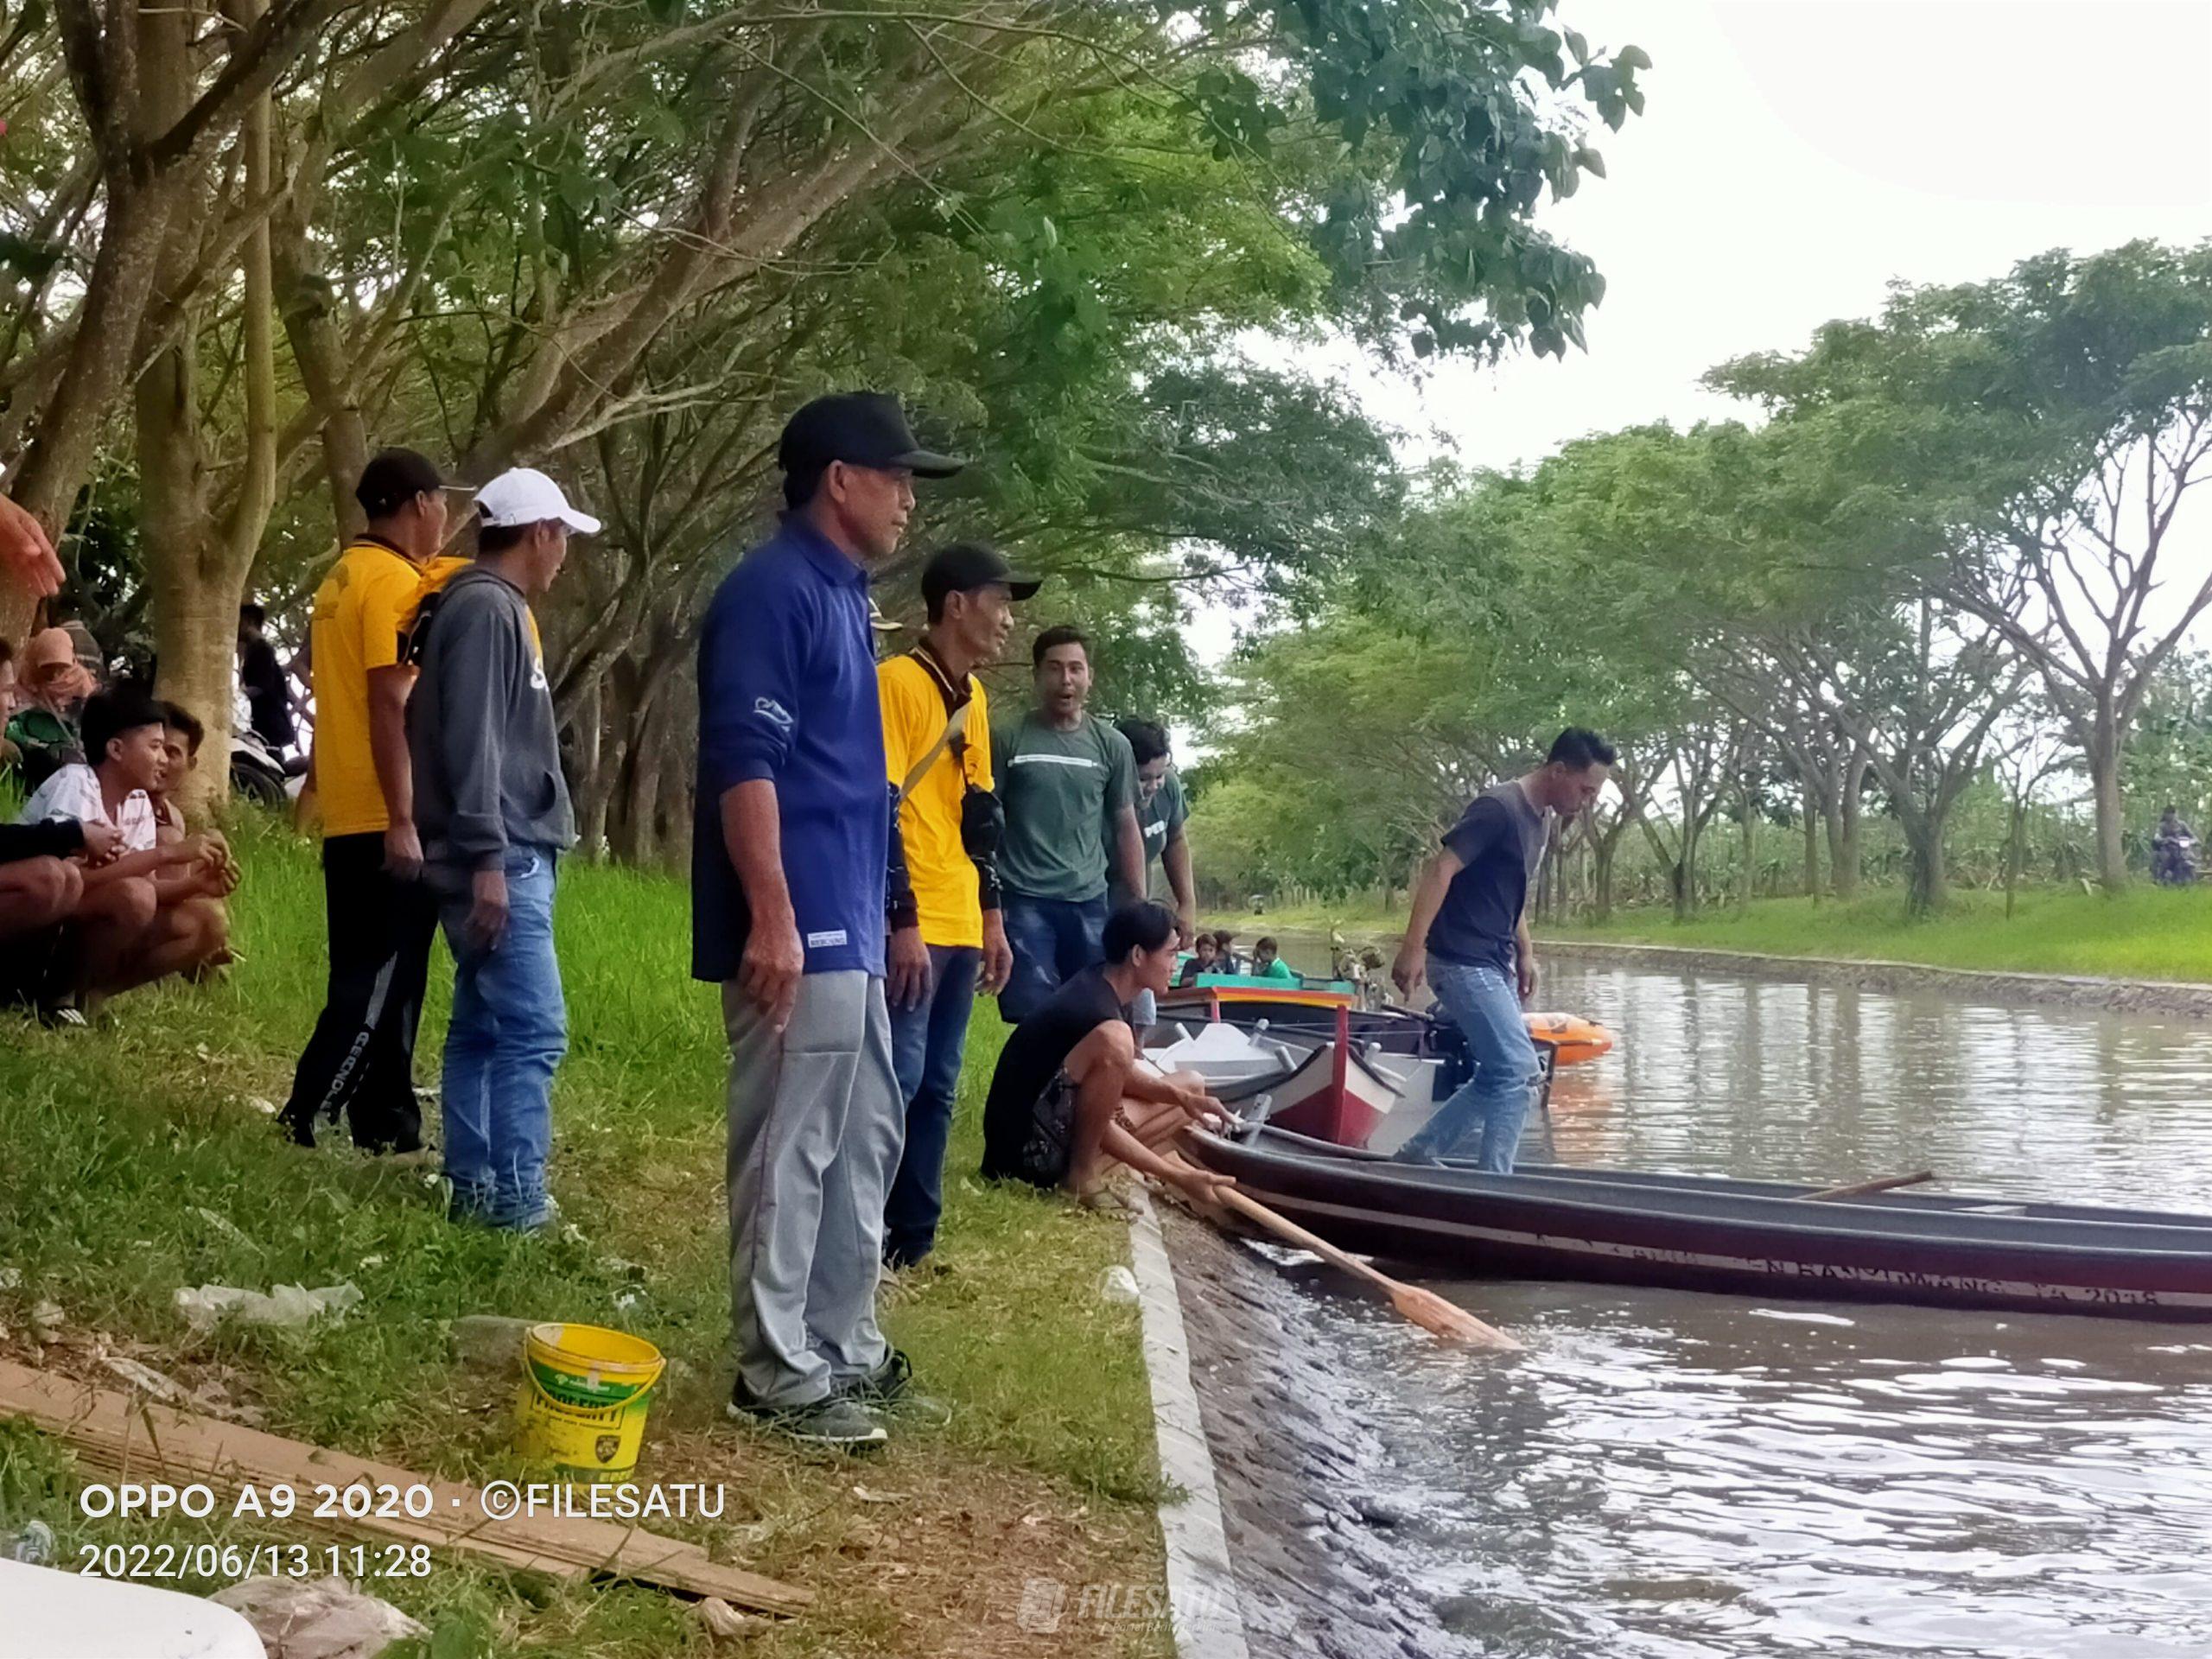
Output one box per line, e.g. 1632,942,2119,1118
1,1521,55,1565
1099,1264,1142,1305
97,1353,186,1402
696,1597,766,1640
448,1314,535,1368
174,1282,363,1331
211,1574,426,1659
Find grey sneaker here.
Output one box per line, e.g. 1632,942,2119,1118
726,1385,888,1449
838,1348,951,1428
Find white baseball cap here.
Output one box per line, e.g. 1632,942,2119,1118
474,467,601,534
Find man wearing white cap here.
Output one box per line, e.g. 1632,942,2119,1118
407,467,596,1231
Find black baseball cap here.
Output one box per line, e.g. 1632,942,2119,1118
921,542,1041,609
354,448,446,519
778,392,966,480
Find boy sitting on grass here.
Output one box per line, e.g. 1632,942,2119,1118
17,689,235,1022
981,899,1236,1214
151,701,238,976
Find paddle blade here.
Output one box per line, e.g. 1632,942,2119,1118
1389,1282,1523,1352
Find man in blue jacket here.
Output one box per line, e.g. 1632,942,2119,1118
694,392,963,1449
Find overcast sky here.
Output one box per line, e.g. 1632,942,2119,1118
1189,0,2212,664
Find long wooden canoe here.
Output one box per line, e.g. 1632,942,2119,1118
1183,1126,2212,1321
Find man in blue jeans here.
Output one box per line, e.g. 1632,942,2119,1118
991,626,1143,1023
1390,728,1615,1172
410,467,599,1230
877,543,1034,1268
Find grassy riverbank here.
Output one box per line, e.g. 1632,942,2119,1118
1548,887,2212,982
0,819,1169,1658
1217,885,2212,984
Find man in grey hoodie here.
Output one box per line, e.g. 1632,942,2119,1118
409,467,598,1231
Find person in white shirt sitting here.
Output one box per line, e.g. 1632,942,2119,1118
18,689,232,1024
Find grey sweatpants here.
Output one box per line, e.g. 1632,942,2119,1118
723,971,902,1408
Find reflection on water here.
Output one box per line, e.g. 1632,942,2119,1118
1273,961,2212,1656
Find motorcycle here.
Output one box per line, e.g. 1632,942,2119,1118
229,725,294,806
2153,830,2197,887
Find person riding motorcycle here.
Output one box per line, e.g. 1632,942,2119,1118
2153,806,2197,886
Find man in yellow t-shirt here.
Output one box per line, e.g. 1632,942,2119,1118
877,543,1036,1268
280,449,450,1154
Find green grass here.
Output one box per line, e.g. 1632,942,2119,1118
1552,885,2212,982
1208,881,2212,985
0,817,1171,1657
1208,903,1396,938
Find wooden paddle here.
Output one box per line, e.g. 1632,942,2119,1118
1207,1183,1522,1352
1796,1170,1936,1204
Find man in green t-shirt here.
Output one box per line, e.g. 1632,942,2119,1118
991,626,1143,1021
1109,717,1196,947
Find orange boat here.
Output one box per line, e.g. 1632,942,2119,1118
1522,1012,1613,1067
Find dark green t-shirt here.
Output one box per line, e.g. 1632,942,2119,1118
992,710,1137,902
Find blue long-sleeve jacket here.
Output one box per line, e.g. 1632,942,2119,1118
691,517,889,982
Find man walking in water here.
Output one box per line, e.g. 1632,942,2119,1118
1392,728,1614,1172
992,627,1143,1022
696,391,963,1448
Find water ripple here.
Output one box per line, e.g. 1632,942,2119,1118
1289,964,2212,1657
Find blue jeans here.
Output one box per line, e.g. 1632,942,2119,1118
998,893,1106,1023
883,944,981,1267
1396,957,1540,1173
437,847,566,1230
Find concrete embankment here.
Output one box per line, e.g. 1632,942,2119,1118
1155,1208,1477,1659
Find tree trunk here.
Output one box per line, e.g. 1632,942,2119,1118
2088,727,2126,893
143,4,277,819
1802,785,1821,904
274,222,371,545
624,698,668,865
1592,837,1617,923
1738,780,1757,909
1672,817,1701,922
2005,795,2027,920
4,169,188,651
1904,815,1947,918
1833,752,1867,899
572,679,613,858
609,665,671,864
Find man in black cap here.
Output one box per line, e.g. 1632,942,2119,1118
694,391,964,1448
877,541,1039,1270
283,448,449,1153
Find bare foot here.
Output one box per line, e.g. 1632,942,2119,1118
1072,1184,1141,1218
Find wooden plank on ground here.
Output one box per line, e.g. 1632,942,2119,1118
0,1359,810,1615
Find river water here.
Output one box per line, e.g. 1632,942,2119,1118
1188,955,2212,1658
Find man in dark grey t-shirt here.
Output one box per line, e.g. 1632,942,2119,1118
1391,728,1615,1171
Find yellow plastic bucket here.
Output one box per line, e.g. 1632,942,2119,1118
515,1322,665,1482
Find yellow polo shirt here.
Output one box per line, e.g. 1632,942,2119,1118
880,655,992,949
307,539,424,837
